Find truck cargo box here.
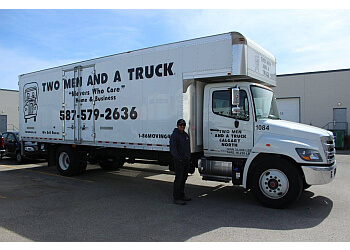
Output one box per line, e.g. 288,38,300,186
19,32,276,152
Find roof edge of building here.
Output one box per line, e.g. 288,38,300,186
0,89,19,92
277,68,350,77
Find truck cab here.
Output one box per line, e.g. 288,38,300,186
199,81,336,208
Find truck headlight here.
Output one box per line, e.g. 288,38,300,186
296,148,323,162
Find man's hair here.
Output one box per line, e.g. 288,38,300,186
177,119,186,125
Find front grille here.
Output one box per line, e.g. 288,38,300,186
322,136,335,164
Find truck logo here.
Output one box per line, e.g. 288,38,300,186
23,82,39,123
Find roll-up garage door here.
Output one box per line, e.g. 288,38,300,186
277,98,300,123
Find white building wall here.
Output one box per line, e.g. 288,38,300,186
0,89,19,132
274,69,350,134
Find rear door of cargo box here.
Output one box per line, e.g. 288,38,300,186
62,65,95,143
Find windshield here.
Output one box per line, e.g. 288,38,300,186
251,86,280,120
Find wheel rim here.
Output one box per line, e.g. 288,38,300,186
259,169,289,199
58,152,70,171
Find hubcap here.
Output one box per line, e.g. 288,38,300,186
259,169,289,199
58,152,70,171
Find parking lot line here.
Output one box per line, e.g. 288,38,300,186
0,195,6,199
0,164,94,184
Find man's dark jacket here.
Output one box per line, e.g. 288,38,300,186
170,128,191,160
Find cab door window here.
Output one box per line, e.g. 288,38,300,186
6,133,16,143
212,90,249,120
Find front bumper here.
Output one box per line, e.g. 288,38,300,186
301,161,337,185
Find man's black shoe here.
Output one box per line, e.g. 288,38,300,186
182,196,191,201
173,199,187,205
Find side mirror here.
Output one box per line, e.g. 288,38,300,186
231,86,240,115
231,86,240,106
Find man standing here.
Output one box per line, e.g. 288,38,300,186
170,119,191,205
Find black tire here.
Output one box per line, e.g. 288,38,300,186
88,157,98,165
56,145,86,176
16,150,24,164
250,158,303,209
189,161,196,174
99,158,124,170
76,150,87,175
303,180,312,190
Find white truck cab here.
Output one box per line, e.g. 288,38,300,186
199,81,336,208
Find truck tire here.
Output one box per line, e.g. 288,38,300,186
56,145,86,176
303,180,312,190
250,158,303,209
16,150,24,164
99,158,124,170
189,161,196,174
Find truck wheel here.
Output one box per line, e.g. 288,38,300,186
303,180,311,190
250,158,303,209
56,145,83,176
189,161,196,174
99,158,124,170
16,151,24,164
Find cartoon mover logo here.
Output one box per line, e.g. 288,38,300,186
23,82,39,123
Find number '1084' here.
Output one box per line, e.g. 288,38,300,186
255,125,270,131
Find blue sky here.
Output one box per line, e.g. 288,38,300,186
1,8,350,90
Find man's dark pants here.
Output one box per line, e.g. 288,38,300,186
173,159,190,200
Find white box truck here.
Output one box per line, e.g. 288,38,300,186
19,32,336,208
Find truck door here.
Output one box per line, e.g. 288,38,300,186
62,68,76,141
4,133,17,156
62,65,95,143
207,86,254,158
78,66,95,142
0,115,7,133
333,108,347,131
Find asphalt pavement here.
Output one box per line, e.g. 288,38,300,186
0,151,349,242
